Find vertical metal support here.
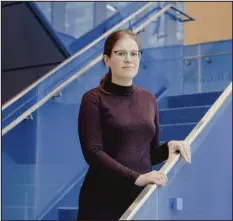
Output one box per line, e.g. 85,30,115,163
51,92,62,99
197,44,202,93
25,114,34,121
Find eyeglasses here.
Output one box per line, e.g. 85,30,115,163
113,50,142,61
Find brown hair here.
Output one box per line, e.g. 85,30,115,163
99,29,141,93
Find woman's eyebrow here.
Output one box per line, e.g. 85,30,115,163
114,49,140,52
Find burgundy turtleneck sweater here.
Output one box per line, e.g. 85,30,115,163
78,80,169,184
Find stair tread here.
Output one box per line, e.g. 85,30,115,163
167,91,222,99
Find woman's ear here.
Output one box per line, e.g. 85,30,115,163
103,54,110,68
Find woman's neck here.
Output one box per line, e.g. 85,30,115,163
111,75,133,86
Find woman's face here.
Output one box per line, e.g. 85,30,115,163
103,37,141,80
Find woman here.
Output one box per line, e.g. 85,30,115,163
77,29,191,220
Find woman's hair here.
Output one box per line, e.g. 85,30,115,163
99,29,141,93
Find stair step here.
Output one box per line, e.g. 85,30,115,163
159,106,210,124
166,92,221,108
160,123,196,141
59,207,78,220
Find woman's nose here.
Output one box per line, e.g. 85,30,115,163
125,53,133,62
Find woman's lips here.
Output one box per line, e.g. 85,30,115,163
122,67,134,69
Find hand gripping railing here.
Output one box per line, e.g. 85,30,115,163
120,82,232,220
2,3,194,136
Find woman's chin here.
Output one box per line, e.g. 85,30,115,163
121,70,137,78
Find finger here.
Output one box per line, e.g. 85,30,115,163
157,174,166,186
163,174,168,183
157,177,164,186
153,171,164,176
153,177,163,186
160,176,166,186
183,141,191,163
179,143,190,163
150,178,160,185
151,173,167,186
186,148,191,163
158,172,168,184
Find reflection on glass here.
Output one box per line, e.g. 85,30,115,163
183,41,232,95
35,2,132,41
64,2,94,38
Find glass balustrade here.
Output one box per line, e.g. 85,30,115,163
124,90,232,220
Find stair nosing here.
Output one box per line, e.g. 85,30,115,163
160,122,197,127
159,105,211,111
167,92,221,99
59,207,78,210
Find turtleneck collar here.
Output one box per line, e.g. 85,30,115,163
104,78,136,96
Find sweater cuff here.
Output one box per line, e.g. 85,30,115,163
129,170,141,184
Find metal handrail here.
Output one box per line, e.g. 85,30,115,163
184,51,232,60
2,2,153,110
2,3,193,136
120,82,232,220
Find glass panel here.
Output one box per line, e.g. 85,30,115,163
183,41,232,95
201,54,232,93
134,2,184,96
35,2,133,48
183,58,199,94
130,93,232,220
64,2,94,39
34,60,104,220
2,113,37,220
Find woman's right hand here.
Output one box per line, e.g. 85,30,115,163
135,170,168,187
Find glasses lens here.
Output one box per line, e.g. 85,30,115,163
114,51,141,61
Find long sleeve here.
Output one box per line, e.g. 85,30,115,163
150,98,169,165
78,92,141,184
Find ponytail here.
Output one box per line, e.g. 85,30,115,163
99,71,112,94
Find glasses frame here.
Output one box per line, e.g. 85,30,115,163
113,50,142,61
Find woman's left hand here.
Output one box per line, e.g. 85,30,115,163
168,140,191,163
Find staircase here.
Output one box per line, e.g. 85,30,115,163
55,91,222,220
159,91,221,142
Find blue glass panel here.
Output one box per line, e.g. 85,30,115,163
130,93,232,220
183,41,232,95
201,54,232,93
2,118,37,220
